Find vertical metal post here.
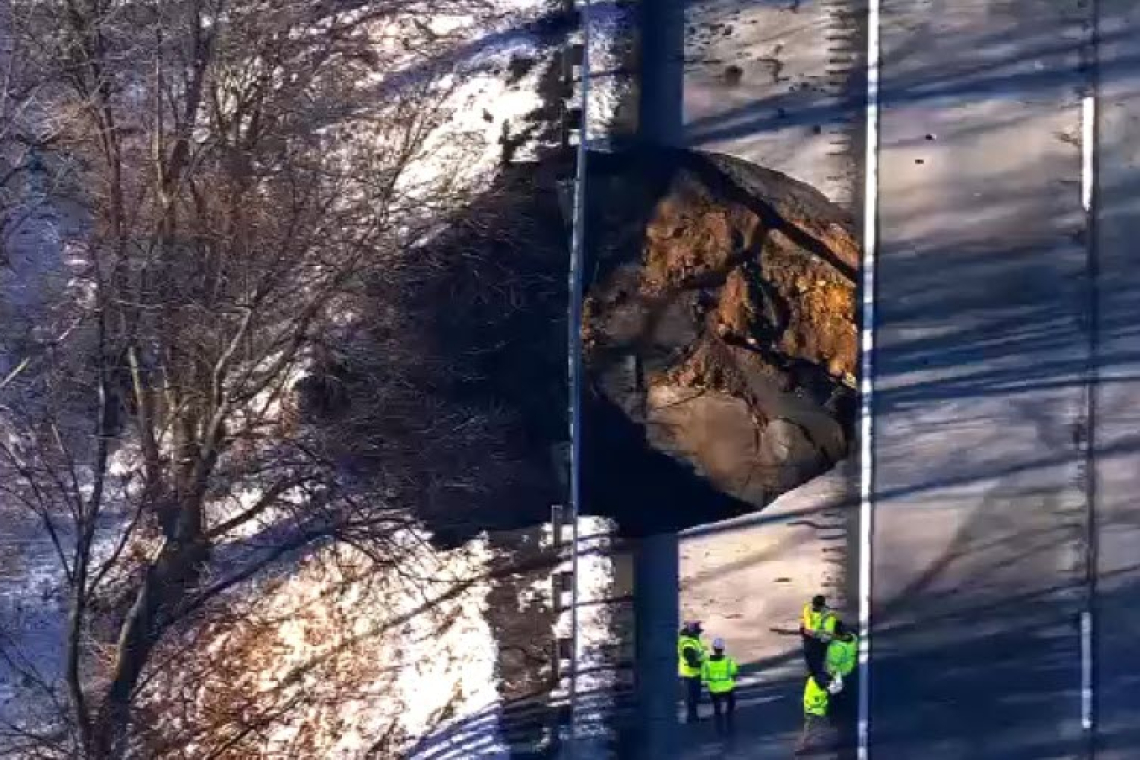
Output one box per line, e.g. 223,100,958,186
566,0,592,752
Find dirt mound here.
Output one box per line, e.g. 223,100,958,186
582,148,857,530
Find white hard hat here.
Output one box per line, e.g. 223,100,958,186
712,637,725,650
827,674,844,694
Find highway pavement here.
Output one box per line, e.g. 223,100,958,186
870,0,1096,757
1092,1,1140,757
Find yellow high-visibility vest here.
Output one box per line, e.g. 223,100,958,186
804,676,829,717
700,656,738,694
801,603,837,637
677,635,706,678
826,634,858,677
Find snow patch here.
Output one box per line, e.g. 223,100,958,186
582,1,632,148
551,516,619,749
164,530,510,759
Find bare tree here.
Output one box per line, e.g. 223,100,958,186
0,0,27,269
0,0,520,756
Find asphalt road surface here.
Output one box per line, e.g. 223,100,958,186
1091,2,1140,757
870,0,1100,757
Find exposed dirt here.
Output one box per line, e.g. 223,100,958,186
582,148,857,532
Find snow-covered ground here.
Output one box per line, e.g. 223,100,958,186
160,533,509,759
0,0,634,756
392,9,549,196
582,1,632,147
550,516,621,753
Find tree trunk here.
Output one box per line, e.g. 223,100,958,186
89,529,209,758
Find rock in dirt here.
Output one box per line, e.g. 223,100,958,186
582,148,857,531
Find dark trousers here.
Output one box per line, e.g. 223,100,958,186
795,714,836,756
830,677,852,720
801,633,827,679
831,672,856,749
682,676,701,722
709,690,736,735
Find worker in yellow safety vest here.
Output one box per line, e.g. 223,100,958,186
678,619,707,723
825,620,858,722
796,672,839,756
800,594,837,676
700,637,738,736
825,620,857,677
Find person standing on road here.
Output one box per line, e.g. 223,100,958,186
800,594,836,676
678,620,707,723
825,620,857,679
824,620,858,748
700,637,738,736
795,672,840,756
